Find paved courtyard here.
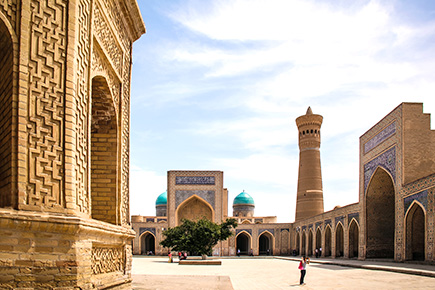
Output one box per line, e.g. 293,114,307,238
131,256,435,289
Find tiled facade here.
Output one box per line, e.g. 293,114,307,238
132,103,435,263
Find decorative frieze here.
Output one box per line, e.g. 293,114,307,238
364,122,396,154
91,246,125,275
175,176,215,185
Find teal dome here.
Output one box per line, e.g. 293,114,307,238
155,191,167,206
233,191,254,205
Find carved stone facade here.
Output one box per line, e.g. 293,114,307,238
132,103,435,263
0,1,145,289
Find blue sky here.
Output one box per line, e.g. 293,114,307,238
129,0,435,222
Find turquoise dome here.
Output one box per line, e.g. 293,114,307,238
233,191,255,205
155,191,167,206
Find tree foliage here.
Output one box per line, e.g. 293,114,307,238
160,218,238,256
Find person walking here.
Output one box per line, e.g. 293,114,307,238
298,256,310,285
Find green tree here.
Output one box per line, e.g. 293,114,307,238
160,218,238,259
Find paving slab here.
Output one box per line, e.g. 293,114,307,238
132,256,435,290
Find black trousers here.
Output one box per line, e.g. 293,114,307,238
300,270,306,284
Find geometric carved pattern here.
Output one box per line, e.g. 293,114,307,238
364,122,396,154
91,247,125,275
0,0,17,32
75,0,91,214
26,0,67,207
364,146,396,193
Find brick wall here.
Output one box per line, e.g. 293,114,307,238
0,21,13,207
91,76,118,225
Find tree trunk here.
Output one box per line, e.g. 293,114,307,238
201,254,207,260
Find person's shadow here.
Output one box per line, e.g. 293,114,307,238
289,283,301,287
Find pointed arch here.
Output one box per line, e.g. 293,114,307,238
241,219,251,224
324,225,332,257
301,231,307,256
296,232,301,255
315,227,322,255
348,219,359,258
335,222,344,257
405,201,425,261
308,229,314,256
365,166,395,258
258,231,274,255
139,231,156,255
236,231,252,255
175,195,214,225
91,76,119,225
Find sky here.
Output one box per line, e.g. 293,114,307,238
129,0,435,223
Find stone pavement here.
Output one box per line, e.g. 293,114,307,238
131,256,435,290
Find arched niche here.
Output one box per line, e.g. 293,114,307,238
140,232,156,255
348,219,359,258
301,231,307,256
324,225,332,257
315,227,322,253
296,232,300,255
335,223,344,257
236,231,251,255
405,201,425,261
366,167,395,258
91,76,119,225
176,195,213,225
0,16,14,208
258,231,273,255
308,230,313,256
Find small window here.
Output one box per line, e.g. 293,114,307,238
310,129,313,134
302,131,305,135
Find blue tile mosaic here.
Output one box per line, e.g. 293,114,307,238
308,224,313,229
404,190,428,213
302,225,307,231
259,229,275,236
255,218,264,223
146,218,154,222
236,229,252,236
324,219,331,227
280,228,290,232
175,190,215,209
335,216,345,225
157,218,167,222
139,227,156,236
315,222,323,230
348,213,359,225
364,122,396,153
364,146,396,193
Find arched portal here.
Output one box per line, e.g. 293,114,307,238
259,232,273,255
301,232,306,256
140,232,156,255
405,202,425,261
324,226,332,257
308,230,313,256
91,76,119,225
366,167,395,258
349,220,359,258
176,196,213,225
316,228,322,254
296,232,300,255
335,223,344,257
0,18,14,208
236,232,251,255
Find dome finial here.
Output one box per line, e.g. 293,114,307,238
306,106,313,115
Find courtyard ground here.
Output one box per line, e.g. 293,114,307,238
131,256,435,289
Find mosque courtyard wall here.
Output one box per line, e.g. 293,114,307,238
132,103,435,264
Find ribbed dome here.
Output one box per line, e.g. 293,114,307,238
233,191,255,205
155,191,167,205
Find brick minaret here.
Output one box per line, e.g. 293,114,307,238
295,107,324,221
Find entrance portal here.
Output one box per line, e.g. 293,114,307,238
366,167,395,258
236,232,251,255
405,203,425,261
177,196,213,225
259,232,273,255
141,233,156,255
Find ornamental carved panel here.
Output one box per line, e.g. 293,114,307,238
91,246,125,274
26,0,67,207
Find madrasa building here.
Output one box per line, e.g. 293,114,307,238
132,102,435,262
